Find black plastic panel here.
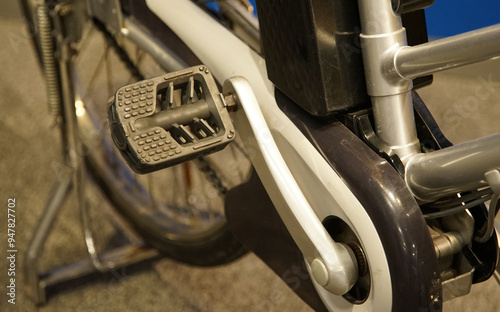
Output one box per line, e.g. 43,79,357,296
392,0,435,14
256,0,369,116
275,89,443,311
403,9,434,89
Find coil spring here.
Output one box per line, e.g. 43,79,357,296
37,4,62,116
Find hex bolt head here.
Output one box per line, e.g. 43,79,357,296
223,94,238,112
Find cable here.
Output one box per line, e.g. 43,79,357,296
424,194,493,219
474,194,500,243
422,188,493,210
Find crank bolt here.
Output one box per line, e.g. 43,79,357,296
311,258,329,286
224,94,238,112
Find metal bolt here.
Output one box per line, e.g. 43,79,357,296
224,94,238,112
227,129,235,139
311,258,329,286
55,4,71,16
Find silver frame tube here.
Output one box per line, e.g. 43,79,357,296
357,0,420,161
388,24,500,80
356,1,500,200
121,17,187,72
406,133,500,202
371,93,420,160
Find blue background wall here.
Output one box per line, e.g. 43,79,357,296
425,1,500,37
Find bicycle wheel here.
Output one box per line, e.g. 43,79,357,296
21,0,251,266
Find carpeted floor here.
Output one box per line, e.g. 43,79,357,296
1,11,500,312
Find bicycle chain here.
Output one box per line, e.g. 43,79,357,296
92,18,144,81
92,18,228,196
196,157,228,195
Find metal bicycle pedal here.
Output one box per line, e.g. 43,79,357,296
108,65,235,173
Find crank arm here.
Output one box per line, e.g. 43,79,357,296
223,77,358,295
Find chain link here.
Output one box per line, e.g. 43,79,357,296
92,18,144,81
196,157,228,195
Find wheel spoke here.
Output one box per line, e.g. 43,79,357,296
80,43,108,105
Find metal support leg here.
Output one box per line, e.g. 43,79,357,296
24,4,161,305
23,164,162,305
25,168,74,304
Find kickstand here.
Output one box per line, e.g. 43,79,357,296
24,165,160,305
24,33,160,305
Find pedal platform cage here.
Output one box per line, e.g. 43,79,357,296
108,65,235,174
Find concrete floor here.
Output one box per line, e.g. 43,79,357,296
1,13,500,312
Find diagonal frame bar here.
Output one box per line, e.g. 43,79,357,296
387,23,500,80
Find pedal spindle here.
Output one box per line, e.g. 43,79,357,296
108,65,235,173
